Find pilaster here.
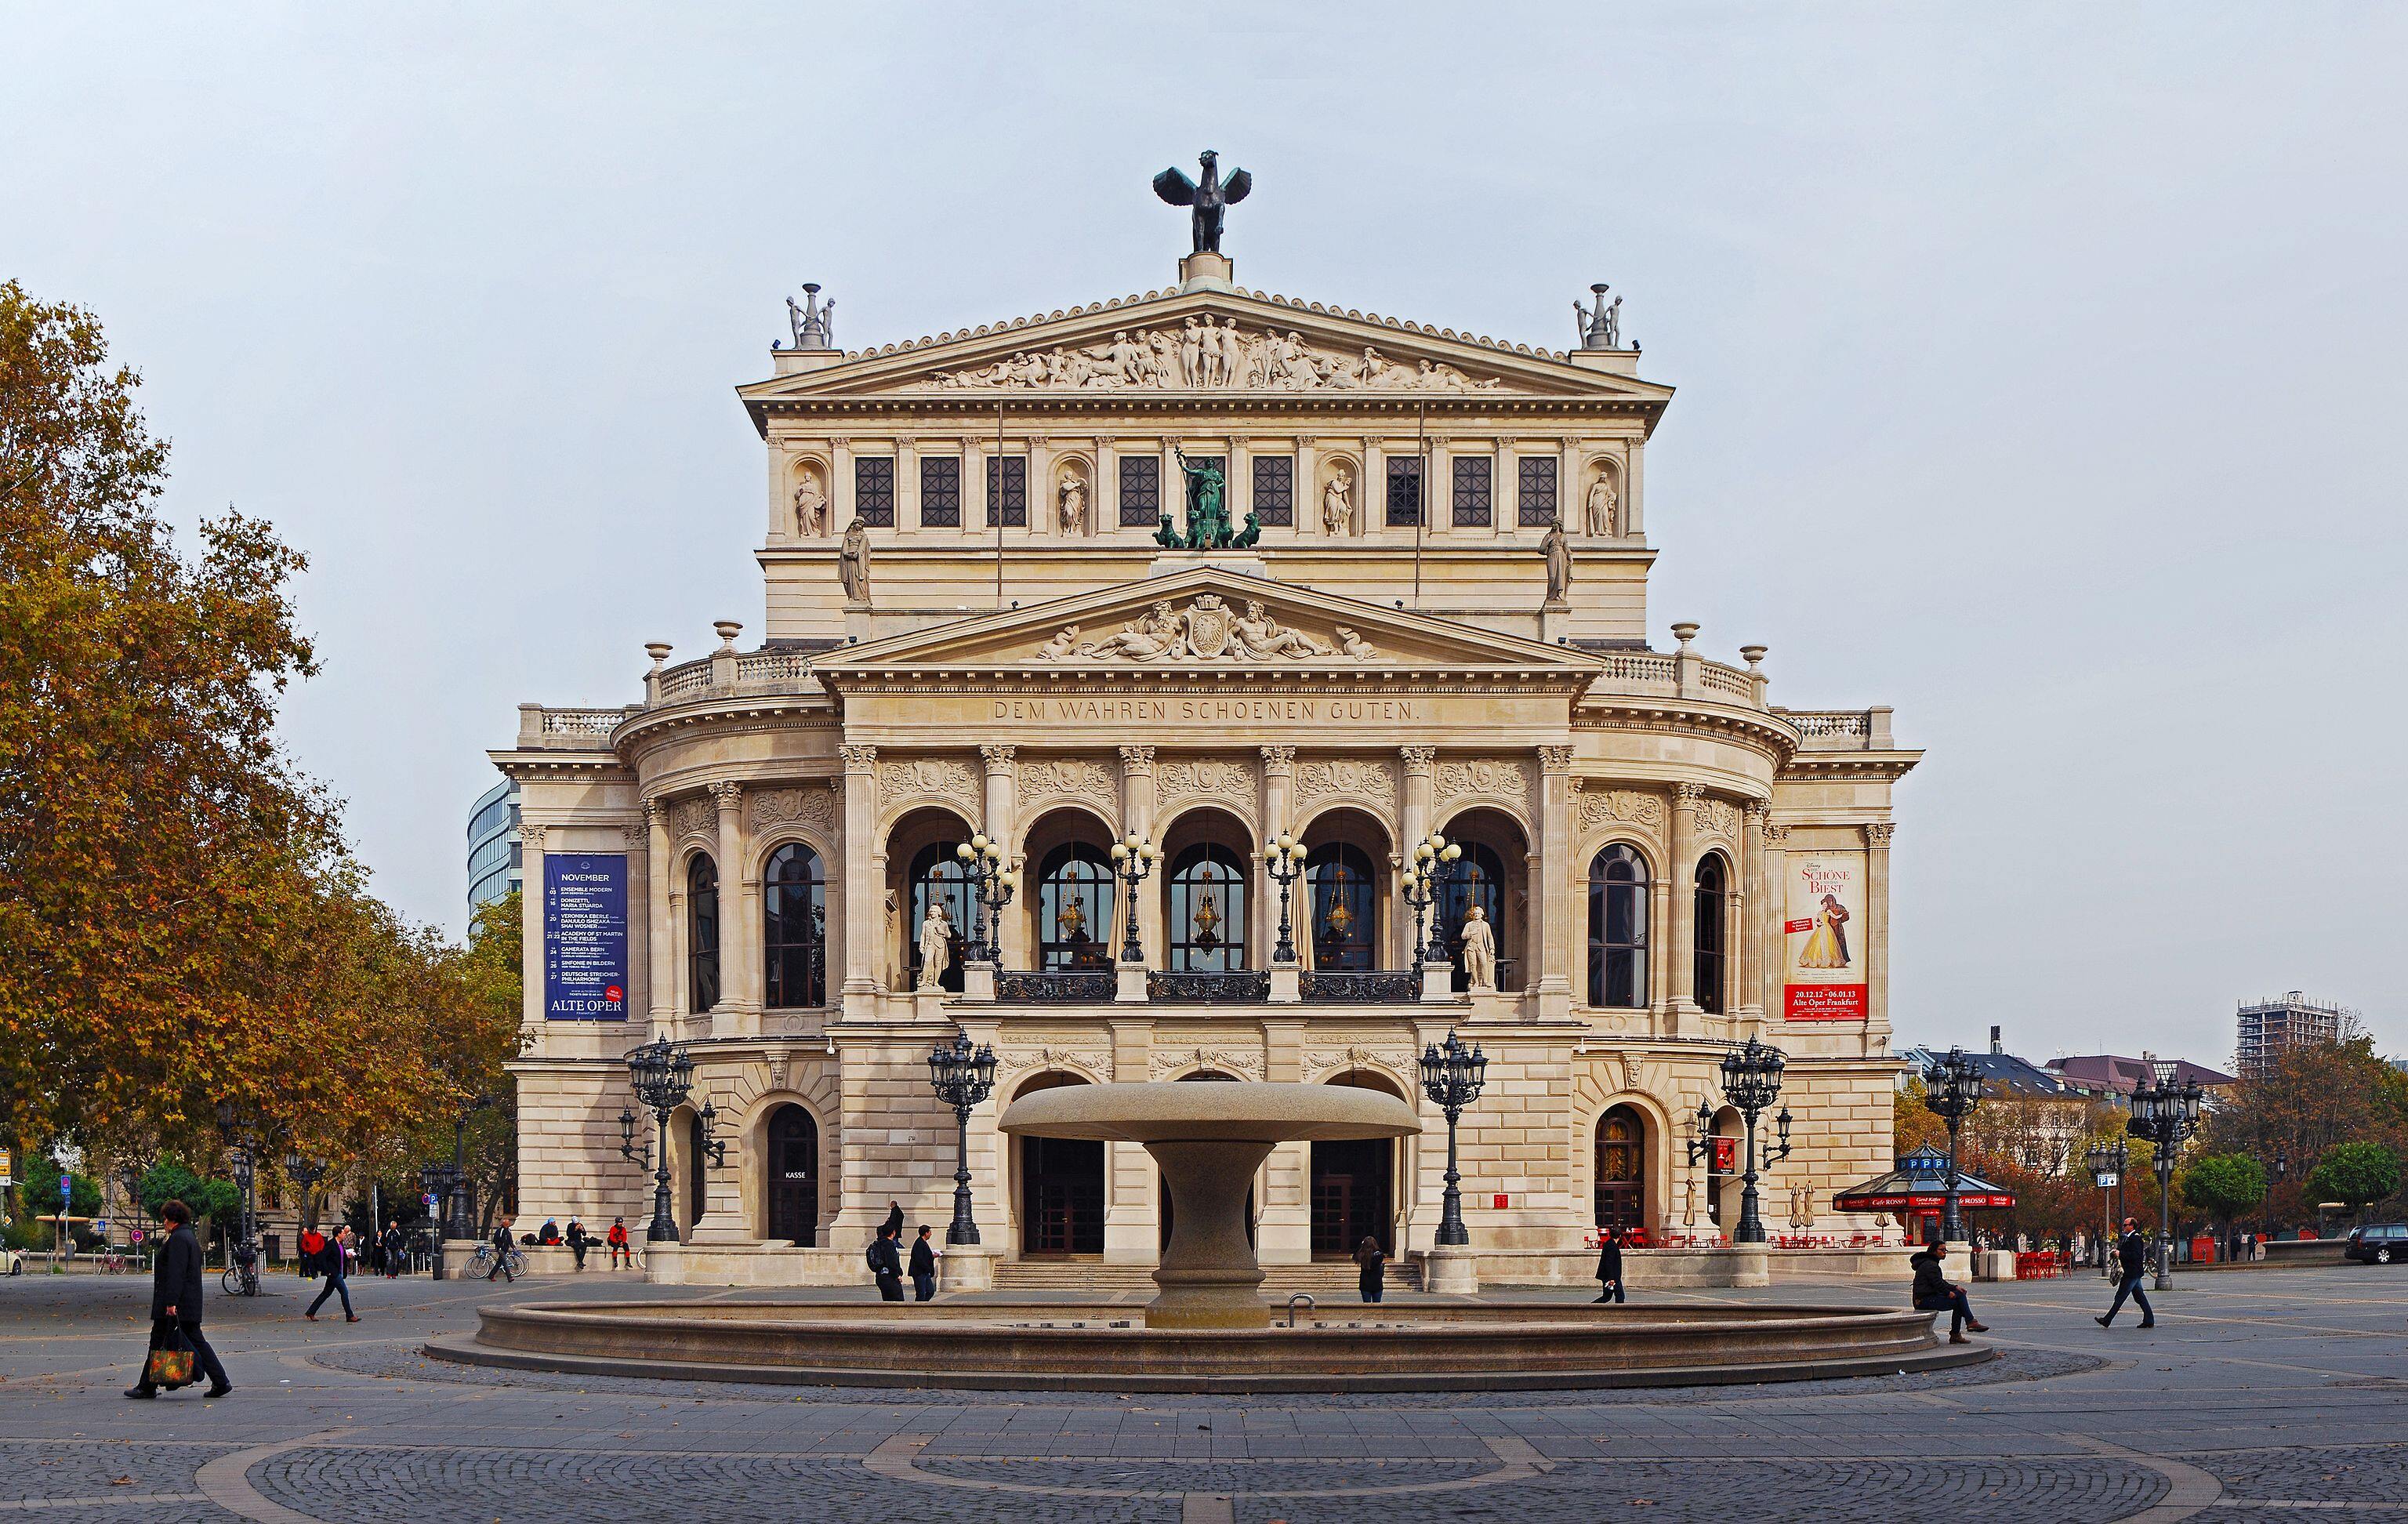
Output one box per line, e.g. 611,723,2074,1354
645,800,673,1035
1739,802,1769,1026
519,822,546,1038
1761,820,1790,1018
839,745,879,1017
1120,745,1157,967
1399,746,1434,967
1104,1018,1159,1263
1259,745,1295,963
709,782,758,1036
981,744,1020,966
1667,784,1703,1026
1863,821,1895,1054
1536,745,1576,1013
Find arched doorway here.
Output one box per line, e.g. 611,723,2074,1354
1312,1070,1403,1258
764,1105,819,1246
1434,807,1529,992
1594,1105,1646,1235
1159,1069,1251,1251
1014,1072,1104,1256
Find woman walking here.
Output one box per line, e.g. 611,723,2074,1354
125,1201,231,1399
1354,1236,1386,1304
1594,1226,1627,1303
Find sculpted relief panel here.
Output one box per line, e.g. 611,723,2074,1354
749,782,839,836
1034,594,1378,664
1156,757,1257,818
1016,757,1119,815
667,795,717,844
1294,757,1398,808
876,757,981,820
1576,785,1664,836
1434,758,1532,810
927,317,1508,394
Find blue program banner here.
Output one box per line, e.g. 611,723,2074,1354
544,853,629,1020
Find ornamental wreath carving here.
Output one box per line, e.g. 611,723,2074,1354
1574,785,1664,833
666,795,717,844
1688,796,1739,842
927,318,1507,394
1294,757,1397,805
749,782,839,834
1015,757,1118,811
1156,757,1256,811
1033,594,1374,664
1149,1046,1266,1081
1434,758,1532,808
876,757,981,816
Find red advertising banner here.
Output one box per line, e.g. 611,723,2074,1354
1786,984,1867,1021
1710,1136,1737,1173
1782,917,1815,935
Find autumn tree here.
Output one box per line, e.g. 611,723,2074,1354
2203,1037,2408,1225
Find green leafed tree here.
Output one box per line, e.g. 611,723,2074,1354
2306,1141,2403,1219
2179,1152,2268,1234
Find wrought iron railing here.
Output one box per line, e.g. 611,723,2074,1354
1299,971,1420,1003
1147,971,1272,1003
992,970,1117,1003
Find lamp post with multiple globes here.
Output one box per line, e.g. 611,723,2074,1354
1108,833,1159,964
927,1033,999,1246
953,836,1017,964
2127,1059,2205,1289
1710,1037,1793,1246
1261,833,1307,963
1402,832,1462,967
1419,1029,1489,1246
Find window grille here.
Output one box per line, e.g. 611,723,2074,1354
1452,456,1492,528
1517,456,1558,527
919,457,961,528
854,456,895,527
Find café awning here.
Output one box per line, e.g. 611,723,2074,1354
1832,1145,2016,1213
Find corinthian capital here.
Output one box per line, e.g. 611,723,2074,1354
838,743,879,772
1674,782,1706,807
1119,744,1155,774
1260,745,1296,769
980,743,1017,770
1537,744,1575,774
1862,821,1897,847
707,781,743,811
1399,746,1437,774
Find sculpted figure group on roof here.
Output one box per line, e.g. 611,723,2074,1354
1032,594,1376,665
931,316,1504,393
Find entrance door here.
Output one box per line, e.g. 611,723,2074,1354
1594,1105,1645,1235
1311,1138,1393,1258
765,1106,818,1246
1021,1136,1104,1254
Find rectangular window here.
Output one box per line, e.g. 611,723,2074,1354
1385,456,1423,527
1452,456,1492,528
1119,455,1161,526
854,456,895,528
1252,455,1294,525
920,456,961,528
985,455,1027,528
1517,456,1558,527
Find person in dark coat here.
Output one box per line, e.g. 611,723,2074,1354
1354,1236,1386,1304
1909,1239,1987,1344
908,1225,937,1301
305,1225,359,1322
125,1201,231,1399
379,1221,405,1278
486,1215,517,1282
2097,1216,2156,1328
869,1224,905,1302
881,1200,905,1243
1594,1227,1626,1304
565,1217,589,1272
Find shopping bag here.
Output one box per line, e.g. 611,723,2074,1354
143,1327,195,1390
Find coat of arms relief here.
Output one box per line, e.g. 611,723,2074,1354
1033,593,1377,664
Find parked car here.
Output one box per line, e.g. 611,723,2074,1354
2,1246,24,1276
2342,1223,2406,1265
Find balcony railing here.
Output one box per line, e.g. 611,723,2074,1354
992,970,1117,1003
1299,971,1421,1003
1147,971,1272,1003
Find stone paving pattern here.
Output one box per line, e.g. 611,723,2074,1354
2,1266,2403,1522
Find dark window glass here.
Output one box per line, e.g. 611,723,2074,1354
1306,843,1379,971
687,855,720,1012
1693,854,1727,1015
908,843,973,992
1038,843,1117,971
763,842,827,1008
1385,456,1423,527
1119,455,1161,526
1586,844,1648,1008
919,456,961,528
765,1105,818,1246
1452,456,1492,528
985,455,1027,527
1167,843,1248,971
1436,840,1507,991
1518,456,1558,527
1252,455,1294,525
854,456,895,527
1594,1105,1645,1232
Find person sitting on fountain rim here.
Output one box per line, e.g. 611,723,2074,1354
1909,1238,1987,1344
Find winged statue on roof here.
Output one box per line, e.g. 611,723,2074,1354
1153,150,1252,256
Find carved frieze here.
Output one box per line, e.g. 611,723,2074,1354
666,795,717,844
1033,594,1376,664
876,757,981,818
995,1045,1111,1083
1016,757,1119,813
1575,784,1664,834
1149,1046,1265,1081
1302,1046,1416,1084
1434,758,1532,809
925,319,1508,394
1688,796,1739,843
1155,757,1257,815
749,781,839,836
1293,757,1398,807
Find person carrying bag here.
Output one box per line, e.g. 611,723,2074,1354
125,1200,231,1399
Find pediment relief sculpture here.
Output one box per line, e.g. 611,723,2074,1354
1032,593,1376,664
927,316,1507,394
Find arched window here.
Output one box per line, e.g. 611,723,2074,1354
1166,842,1248,971
1693,853,1728,1015
1306,842,1378,971
1436,839,1507,991
908,841,974,992
763,842,827,1008
1037,842,1116,971
1586,844,1648,1008
687,854,720,1012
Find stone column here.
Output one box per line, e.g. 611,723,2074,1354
1119,745,1157,991
839,745,879,1017
1739,803,1769,1023
1667,785,1701,1025
981,744,1018,967
1761,821,1790,1019
1536,746,1576,1011
518,822,546,1033
709,782,758,1035
645,800,673,1033
1260,746,1295,964
829,437,852,526
1863,822,1895,1051
1399,746,1434,967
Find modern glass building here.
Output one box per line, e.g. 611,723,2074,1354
466,778,522,913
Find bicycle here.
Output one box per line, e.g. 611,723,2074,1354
219,1242,261,1297
464,1243,528,1281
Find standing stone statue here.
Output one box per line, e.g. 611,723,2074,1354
793,470,829,537
1322,466,1354,535
838,516,870,603
1542,517,1572,605
1459,902,1498,991
915,900,954,991
884,888,902,989
1584,466,1618,537
1151,150,1253,256
1057,468,1090,536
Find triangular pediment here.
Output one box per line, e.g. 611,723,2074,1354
812,564,1602,687
742,286,1669,411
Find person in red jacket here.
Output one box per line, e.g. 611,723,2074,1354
605,1217,632,1268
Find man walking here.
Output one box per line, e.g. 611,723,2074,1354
868,1223,905,1302
486,1215,517,1283
305,1225,360,1322
1594,1226,1627,1304
2097,1216,2156,1329
125,1201,231,1399
908,1225,937,1302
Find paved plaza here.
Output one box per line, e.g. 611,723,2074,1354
2,1267,2403,1522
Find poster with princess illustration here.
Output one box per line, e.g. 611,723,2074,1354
1782,853,1866,1021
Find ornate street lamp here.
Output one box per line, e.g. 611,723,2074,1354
1402,832,1463,966
1108,833,1159,964
1419,1029,1489,1246
618,1040,723,1244
1261,833,1308,964
2085,1135,2128,1279
282,1152,328,1232
1714,1036,1794,1245
1921,1047,1986,1243
213,1101,259,1275
2126,1058,2204,1289
927,1033,999,1246
953,836,1017,964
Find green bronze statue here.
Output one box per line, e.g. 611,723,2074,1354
1172,448,1231,550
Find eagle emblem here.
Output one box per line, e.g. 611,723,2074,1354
1184,594,1234,658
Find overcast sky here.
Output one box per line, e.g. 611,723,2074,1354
9,5,2403,1064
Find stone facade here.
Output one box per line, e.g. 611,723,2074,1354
494,248,1920,1286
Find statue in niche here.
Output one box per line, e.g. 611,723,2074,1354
1584,465,1619,537
1459,902,1497,991
838,516,871,603
1057,468,1090,536
1151,149,1253,256
883,889,902,989
1322,466,1355,535
1542,517,1572,605
915,899,954,991
792,468,829,538
1234,601,1328,659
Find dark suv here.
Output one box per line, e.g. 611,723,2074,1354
2342,1223,2406,1265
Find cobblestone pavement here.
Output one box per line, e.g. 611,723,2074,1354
4,1266,2404,1522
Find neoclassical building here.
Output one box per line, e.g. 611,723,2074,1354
496,240,1918,1287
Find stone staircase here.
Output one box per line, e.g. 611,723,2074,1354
992,1257,1420,1296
